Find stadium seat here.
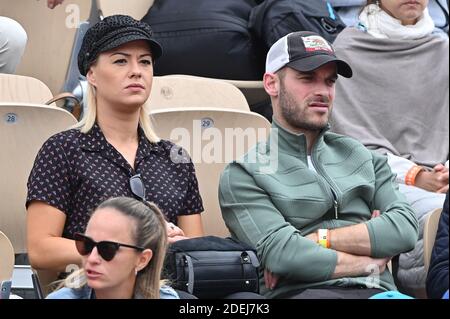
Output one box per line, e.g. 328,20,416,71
165,74,268,112
222,79,269,108
150,107,271,237
147,76,250,112
0,103,77,254
0,73,53,104
0,74,81,119
423,208,443,273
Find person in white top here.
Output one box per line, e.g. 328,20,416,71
331,0,449,36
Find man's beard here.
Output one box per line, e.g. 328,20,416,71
279,83,330,132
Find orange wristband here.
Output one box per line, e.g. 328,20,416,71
317,229,330,248
405,166,424,186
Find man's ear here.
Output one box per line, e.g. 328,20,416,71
136,249,153,272
263,72,280,98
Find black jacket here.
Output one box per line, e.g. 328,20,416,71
427,191,449,299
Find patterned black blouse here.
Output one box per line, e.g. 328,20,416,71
26,124,204,239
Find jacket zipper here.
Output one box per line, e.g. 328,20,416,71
310,143,340,219
333,195,339,219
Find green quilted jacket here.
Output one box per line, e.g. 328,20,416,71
219,120,418,298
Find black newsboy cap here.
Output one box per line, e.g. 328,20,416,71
78,15,162,76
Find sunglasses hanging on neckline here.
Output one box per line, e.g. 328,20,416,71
129,173,146,202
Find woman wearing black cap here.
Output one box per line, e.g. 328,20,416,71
26,15,204,273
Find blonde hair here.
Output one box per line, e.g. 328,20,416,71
58,197,168,299
74,83,160,143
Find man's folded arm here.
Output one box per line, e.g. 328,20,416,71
219,163,338,282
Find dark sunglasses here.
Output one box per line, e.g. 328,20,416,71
130,173,146,202
74,233,144,262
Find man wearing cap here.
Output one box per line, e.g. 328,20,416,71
219,31,418,299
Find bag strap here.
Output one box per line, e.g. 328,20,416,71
45,92,82,121
184,255,195,295
244,250,260,267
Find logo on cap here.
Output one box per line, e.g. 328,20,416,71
301,36,333,53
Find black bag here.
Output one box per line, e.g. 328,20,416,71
142,0,266,80
164,236,260,299
249,0,346,48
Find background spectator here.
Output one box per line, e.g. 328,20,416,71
331,0,449,36
0,16,27,74
47,197,178,299
331,0,449,296
426,191,449,299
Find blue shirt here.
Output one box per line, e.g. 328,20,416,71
46,284,179,299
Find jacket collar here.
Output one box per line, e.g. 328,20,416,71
268,119,329,158
79,123,163,156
